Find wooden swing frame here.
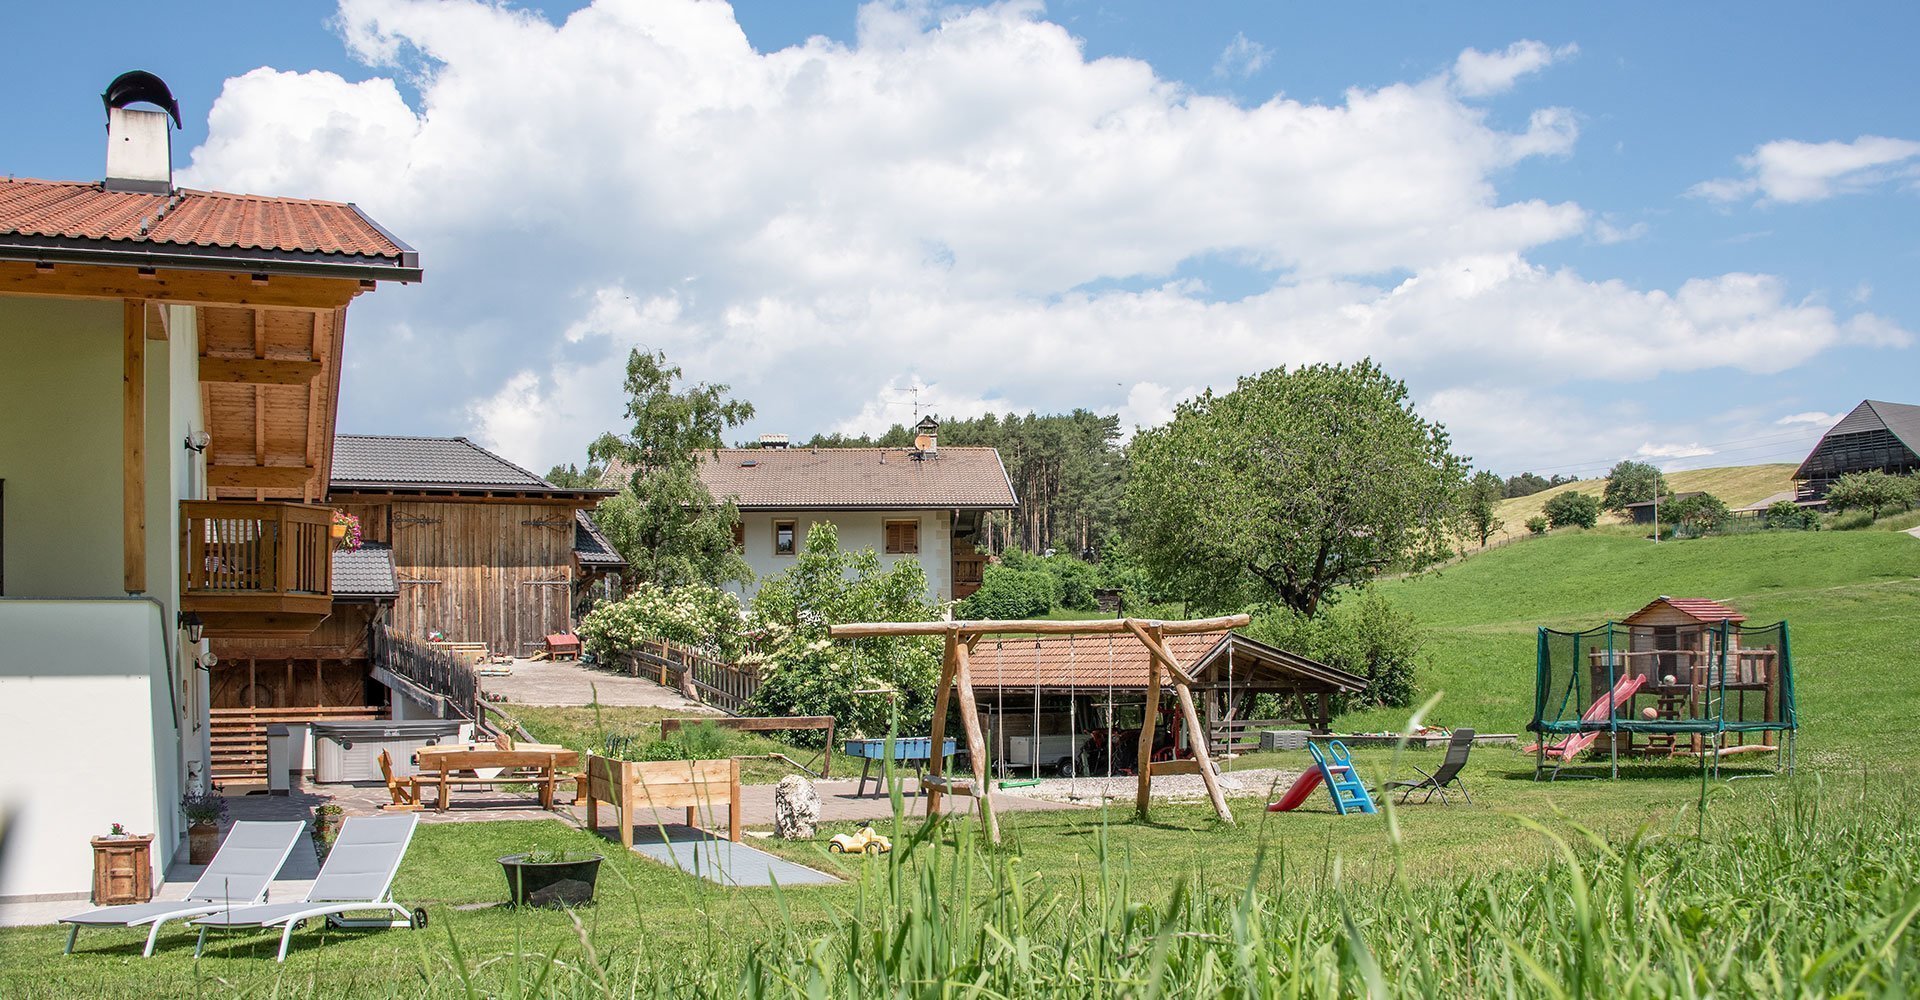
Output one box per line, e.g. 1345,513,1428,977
828,614,1250,843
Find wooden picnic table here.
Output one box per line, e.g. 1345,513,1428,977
412,743,581,812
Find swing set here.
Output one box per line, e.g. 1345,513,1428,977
828,614,1250,844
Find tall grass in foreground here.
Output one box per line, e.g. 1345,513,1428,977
391,776,1920,999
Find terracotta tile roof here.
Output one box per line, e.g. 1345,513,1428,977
963,632,1366,694
1625,597,1747,624
686,447,1018,510
0,176,415,271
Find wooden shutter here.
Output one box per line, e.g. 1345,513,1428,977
885,519,919,554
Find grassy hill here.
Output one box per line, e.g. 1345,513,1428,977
1345,526,1920,762
1483,463,1796,544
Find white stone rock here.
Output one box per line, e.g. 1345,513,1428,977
772,774,821,840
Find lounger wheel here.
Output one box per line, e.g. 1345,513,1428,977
411,908,428,929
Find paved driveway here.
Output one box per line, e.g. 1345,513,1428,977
482,657,713,710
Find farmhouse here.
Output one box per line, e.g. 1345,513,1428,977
692,418,1017,603
0,74,417,897
1793,399,1920,498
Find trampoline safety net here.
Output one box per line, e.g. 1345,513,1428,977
1532,621,1795,737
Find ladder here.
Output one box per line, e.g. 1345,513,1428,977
1310,740,1377,815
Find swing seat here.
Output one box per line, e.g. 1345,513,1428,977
1148,759,1203,776
921,775,977,797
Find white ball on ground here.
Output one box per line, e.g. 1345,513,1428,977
1663,674,1677,685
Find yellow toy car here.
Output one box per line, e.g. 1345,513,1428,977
827,825,892,855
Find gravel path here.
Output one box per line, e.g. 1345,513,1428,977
997,766,1299,805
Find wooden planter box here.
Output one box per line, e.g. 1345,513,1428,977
90,835,153,905
582,756,740,849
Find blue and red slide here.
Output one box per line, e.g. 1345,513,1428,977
1267,740,1377,815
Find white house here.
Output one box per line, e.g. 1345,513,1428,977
0,73,417,899
695,421,1017,603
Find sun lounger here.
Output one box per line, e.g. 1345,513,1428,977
1384,728,1475,804
60,820,306,957
191,813,422,962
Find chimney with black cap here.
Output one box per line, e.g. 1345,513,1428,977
102,71,182,194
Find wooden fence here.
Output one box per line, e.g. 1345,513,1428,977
622,638,761,715
372,625,482,726
210,704,380,787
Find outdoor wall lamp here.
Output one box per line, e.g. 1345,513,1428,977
183,430,211,453
178,610,205,643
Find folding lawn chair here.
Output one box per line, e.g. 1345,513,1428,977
1384,728,1475,805
60,820,306,957
190,813,424,962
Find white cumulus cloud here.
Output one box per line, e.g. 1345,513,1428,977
1692,135,1920,204
171,1,1902,476
1451,40,1577,98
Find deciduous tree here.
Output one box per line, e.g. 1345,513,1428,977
1123,360,1467,616
1464,470,1507,547
1601,460,1671,513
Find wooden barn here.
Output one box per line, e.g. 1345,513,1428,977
328,435,621,657
1794,399,1920,498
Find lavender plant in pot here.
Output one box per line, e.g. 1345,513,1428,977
181,791,227,865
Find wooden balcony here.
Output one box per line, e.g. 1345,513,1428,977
180,500,334,637
953,551,987,600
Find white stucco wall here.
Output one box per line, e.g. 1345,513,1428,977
0,600,167,898
0,297,201,898
0,297,123,596
731,510,954,604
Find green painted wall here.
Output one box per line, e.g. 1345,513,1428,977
0,297,123,597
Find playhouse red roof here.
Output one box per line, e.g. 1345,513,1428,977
1626,597,1747,624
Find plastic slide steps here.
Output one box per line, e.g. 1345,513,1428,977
1266,740,1377,815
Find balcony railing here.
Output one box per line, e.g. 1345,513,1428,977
180,500,333,637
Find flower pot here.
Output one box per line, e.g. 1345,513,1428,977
188,821,220,865
330,522,348,538
499,854,603,908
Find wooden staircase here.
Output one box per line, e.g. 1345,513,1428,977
210,705,382,787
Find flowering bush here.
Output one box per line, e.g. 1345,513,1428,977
575,582,745,662
743,523,942,740
332,510,363,552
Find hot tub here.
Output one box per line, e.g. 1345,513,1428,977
313,719,464,783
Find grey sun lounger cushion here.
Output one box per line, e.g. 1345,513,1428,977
192,813,421,962
61,820,306,956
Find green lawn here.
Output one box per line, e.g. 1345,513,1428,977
1341,527,1920,762
506,704,858,784
9,526,1918,996
4,747,1842,998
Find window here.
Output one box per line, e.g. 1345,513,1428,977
732,521,745,552
884,518,920,555
773,520,796,555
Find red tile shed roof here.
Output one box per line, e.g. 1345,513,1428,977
0,177,416,275
965,632,1366,694
687,447,1018,510
1625,597,1747,624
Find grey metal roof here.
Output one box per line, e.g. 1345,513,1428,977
332,542,397,598
574,511,627,568
331,435,560,491
1793,400,1920,479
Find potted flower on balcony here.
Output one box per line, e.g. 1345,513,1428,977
181,791,227,865
499,844,604,908
331,510,363,551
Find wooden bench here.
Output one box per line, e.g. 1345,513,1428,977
583,756,741,849
414,746,581,812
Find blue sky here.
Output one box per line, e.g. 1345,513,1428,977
11,1,1917,478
